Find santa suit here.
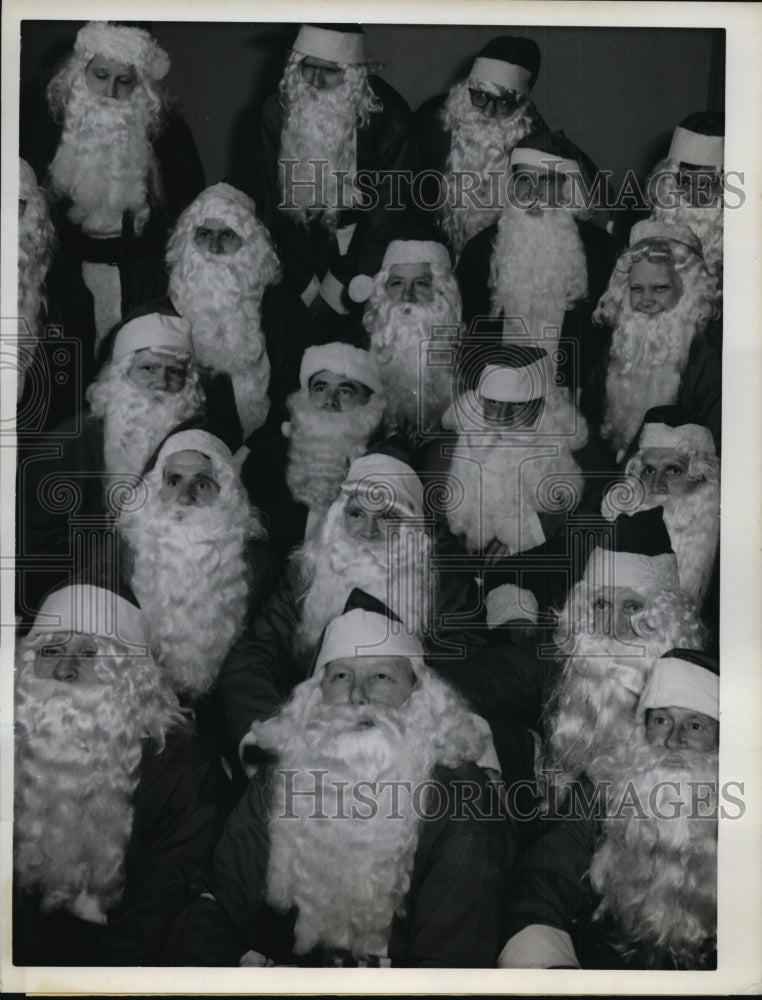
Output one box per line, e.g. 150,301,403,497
163,762,505,967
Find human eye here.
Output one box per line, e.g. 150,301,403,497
593,597,610,611
94,69,109,80
42,645,66,657
652,713,669,726
642,464,655,475
167,367,185,379
386,277,403,288
221,230,235,240
666,465,684,476
196,227,210,239
140,363,158,373
623,599,644,613
117,75,133,85
166,474,181,487
330,670,349,682
415,276,432,288
339,384,357,397
629,284,643,293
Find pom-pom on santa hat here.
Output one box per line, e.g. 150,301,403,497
469,35,541,94
292,23,366,65
668,111,725,168
348,224,452,304
584,506,680,594
476,344,554,403
638,648,719,722
111,301,192,362
340,452,424,518
74,21,170,81
485,582,539,629
299,341,383,395
636,405,715,457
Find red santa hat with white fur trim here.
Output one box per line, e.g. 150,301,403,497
348,226,452,304
298,342,383,395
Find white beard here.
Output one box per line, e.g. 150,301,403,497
13,649,146,919
363,292,460,435
489,204,588,343
48,74,157,237
587,738,718,968
445,391,586,552
169,243,273,437
278,72,360,230
120,488,255,699
651,200,724,276
284,389,386,510
440,81,536,258
87,359,205,476
17,200,53,400
294,504,432,659
601,303,700,458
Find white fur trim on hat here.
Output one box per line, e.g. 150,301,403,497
75,21,170,81
112,312,193,361
509,147,578,175
668,126,724,168
584,547,680,593
313,607,424,675
292,25,366,65
486,584,538,628
155,429,233,471
470,56,531,94
29,585,148,647
638,656,719,721
299,342,383,395
381,239,451,271
639,421,715,455
628,219,702,254
341,454,424,517
477,357,551,403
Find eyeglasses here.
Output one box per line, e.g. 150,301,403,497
468,88,523,117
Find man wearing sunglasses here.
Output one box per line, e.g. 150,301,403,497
415,36,545,258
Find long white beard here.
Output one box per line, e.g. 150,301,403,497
13,651,146,919
445,391,586,552
603,482,720,605
284,390,386,510
294,505,432,658
48,74,157,236
587,739,718,968
440,81,535,257
121,491,254,698
490,205,588,343
545,591,704,791
169,244,272,437
17,211,52,400
364,293,460,435
651,200,723,276
279,74,359,230
88,360,205,476
601,303,699,457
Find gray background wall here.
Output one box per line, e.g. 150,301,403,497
20,20,724,192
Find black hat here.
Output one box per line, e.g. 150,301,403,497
470,35,541,91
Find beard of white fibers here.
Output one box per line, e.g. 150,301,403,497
651,199,724,276
13,646,146,918
587,738,718,968
440,80,536,258
88,358,205,476
364,291,459,435
120,488,252,699
47,73,158,237
285,389,386,509
489,203,588,341
169,242,273,437
264,697,438,958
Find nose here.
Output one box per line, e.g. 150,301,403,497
324,389,341,411
613,607,633,639
665,726,685,750
651,469,669,493
109,77,119,99
482,100,497,119
349,679,369,705
211,234,224,255
177,485,194,506
53,658,79,682
358,513,380,539
402,283,416,303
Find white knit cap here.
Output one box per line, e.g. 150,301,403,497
313,607,424,675
300,342,383,395
74,21,170,81
112,312,192,362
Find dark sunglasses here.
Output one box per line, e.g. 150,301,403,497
468,88,523,117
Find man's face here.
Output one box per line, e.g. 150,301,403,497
32,633,105,684
299,55,346,91
640,447,702,499
645,706,719,752
84,54,138,100
384,263,434,306
159,450,220,508
591,586,647,641
342,494,403,541
126,348,190,394
468,84,525,121
481,396,543,428
308,370,372,412
193,217,243,256
677,163,723,208
321,655,417,709
628,260,682,315
512,164,567,214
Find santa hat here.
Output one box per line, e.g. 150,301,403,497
510,130,582,176
111,304,192,362
292,23,366,65
348,225,452,304
638,648,719,721
313,588,425,676
299,342,383,395
584,507,680,594
151,427,233,475
636,405,715,456
174,182,271,249
627,219,702,256
668,111,724,168
469,35,541,94
28,581,148,648
485,582,539,629
340,453,424,518
476,345,554,403
74,21,170,81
